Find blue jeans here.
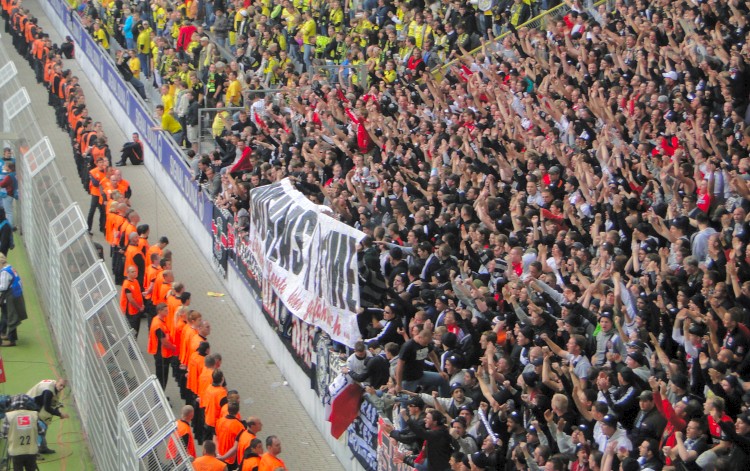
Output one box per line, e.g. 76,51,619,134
138,52,151,79
303,44,313,72
204,3,215,26
402,372,449,397
126,37,135,50
2,197,13,228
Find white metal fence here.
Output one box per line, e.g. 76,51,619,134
0,37,192,471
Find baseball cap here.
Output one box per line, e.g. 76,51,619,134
663,71,679,81
508,411,524,424
601,414,618,427
450,382,465,393
470,452,490,469
627,351,647,366
407,396,424,408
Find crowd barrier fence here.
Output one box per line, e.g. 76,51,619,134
0,33,192,471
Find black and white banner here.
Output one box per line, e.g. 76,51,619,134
243,179,365,347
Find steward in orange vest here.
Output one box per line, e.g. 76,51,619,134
148,303,175,389
86,157,108,235
192,441,227,471
121,265,144,337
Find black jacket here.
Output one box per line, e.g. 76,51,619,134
405,419,454,471
349,353,390,389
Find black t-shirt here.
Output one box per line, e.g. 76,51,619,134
399,339,433,381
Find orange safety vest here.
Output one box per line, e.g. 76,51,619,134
57,78,67,99
177,419,196,457
89,168,105,197
147,316,173,358
91,145,108,163
120,279,143,315
186,351,205,394
123,244,143,276
143,264,161,300
202,384,227,428
237,431,257,470
241,455,261,471
151,271,166,304
166,294,182,338
258,453,286,471
173,317,187,353
98,177,113,205
157,283,171,307
137,236,148,257
106,212,124,246
44,61,55,84
179,325,198,365
33,38,44,59
192,455,226,471
118,222,137,248
146,244,163,263
216,415,245,465
197,365,214,404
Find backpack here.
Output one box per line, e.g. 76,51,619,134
0,221,14,250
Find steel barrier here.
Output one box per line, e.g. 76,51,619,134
0,36,192,471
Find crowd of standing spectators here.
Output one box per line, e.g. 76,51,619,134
52,0,750,470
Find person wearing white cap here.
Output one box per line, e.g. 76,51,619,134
0,252,26,346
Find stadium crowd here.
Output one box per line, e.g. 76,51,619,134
9,0,750,470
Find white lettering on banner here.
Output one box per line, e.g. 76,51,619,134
247,179,364,347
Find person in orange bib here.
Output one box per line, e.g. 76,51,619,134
148,303,175,389
120,265,144,337
202,369,228,440
86,157,108,235
239,438,263,471
258,436,287,471
215,402,245,469
167,405,195,459
192,440,227,471
218,416,262,468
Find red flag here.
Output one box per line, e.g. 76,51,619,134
230,147,253,173
327,383,363,439
0,352,6,383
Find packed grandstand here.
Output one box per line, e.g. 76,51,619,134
8,0,750,470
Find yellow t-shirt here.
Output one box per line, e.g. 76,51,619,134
128,56,141,78
162,93,175,115
212,111,229,137
301,19,316,45
225,79,242,106
162,112,182,134
93,28,109,50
